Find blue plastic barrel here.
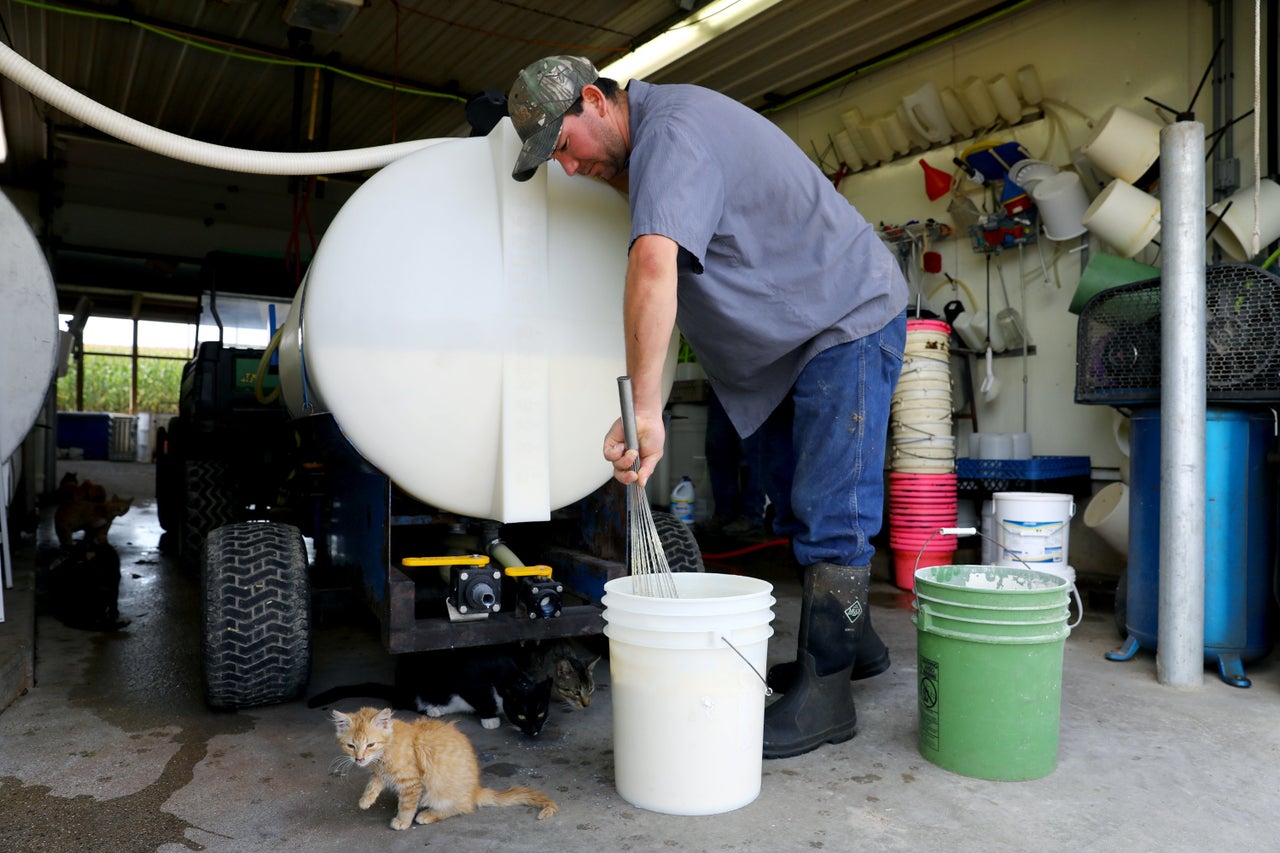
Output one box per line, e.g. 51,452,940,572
1116,407,1275,686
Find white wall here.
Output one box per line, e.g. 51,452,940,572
765,0,1265,474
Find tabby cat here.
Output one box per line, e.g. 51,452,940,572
308,646,553,737
329,706,558,830
518,638,600,709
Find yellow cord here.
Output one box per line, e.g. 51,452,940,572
253,325,285,406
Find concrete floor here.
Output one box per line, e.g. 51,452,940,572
1,460,1279,852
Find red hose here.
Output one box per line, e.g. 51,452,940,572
700,537,790,561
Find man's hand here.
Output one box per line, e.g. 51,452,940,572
604,414,666,487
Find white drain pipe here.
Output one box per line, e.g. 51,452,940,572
1157,121,1206,688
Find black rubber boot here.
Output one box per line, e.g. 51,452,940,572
762,562,870,759
765,607,889,691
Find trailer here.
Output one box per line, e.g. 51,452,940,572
154,123,701,710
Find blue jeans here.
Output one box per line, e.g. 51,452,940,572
760,313,906,567
705,388,766,525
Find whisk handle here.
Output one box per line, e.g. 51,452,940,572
617,375,641,470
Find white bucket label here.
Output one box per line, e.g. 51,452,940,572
999,519,1067,563
844,600,864,624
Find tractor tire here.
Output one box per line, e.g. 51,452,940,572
181,458,236,569
154,422,179,533
653,510,705,573
202,522,311,711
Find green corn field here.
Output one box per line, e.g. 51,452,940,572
57,346,188,414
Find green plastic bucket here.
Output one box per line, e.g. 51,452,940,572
914,587,1068,625
914,565,1072,781
915,563,1067,607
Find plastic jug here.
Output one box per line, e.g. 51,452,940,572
670,476,696,525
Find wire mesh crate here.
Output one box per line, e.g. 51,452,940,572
1075,263,1280,405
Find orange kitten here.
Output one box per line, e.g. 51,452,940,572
329,706,557,830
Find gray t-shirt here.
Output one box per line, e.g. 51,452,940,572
626,80,908,436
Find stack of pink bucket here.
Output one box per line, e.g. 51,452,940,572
887,472,958,589
886,319,957,590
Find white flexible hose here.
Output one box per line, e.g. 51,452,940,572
0,41,446,175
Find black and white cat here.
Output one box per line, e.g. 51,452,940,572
306,645,554,737
46,538,130,632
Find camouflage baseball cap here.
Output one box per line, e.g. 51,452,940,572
509,55,599,181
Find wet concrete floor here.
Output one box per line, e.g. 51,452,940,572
2,460,1280,852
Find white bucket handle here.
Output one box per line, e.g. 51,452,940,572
720,635,774,696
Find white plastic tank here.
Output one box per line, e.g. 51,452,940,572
278,119,676,523
0,188,59,462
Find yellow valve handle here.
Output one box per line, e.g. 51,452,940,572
503,565,553,578
401,554,490,568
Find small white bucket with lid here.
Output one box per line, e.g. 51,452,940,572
993,491,1075,567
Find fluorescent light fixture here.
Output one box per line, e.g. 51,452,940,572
0,92,7,163
599,0,786,84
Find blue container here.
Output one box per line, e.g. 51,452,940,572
57,411,112,460
1116,407,1275,686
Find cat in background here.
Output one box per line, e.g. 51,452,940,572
518,638,601,710
308,645,554,737
329,706,557,830
53,472,132,548
46,538,129,631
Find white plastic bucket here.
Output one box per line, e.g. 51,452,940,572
897,362,951,382
1081,105,1162,182
892,421,953,441
1207,178,1280,261
894,460,955,474
993,491,1075,567
981,499,996,563
1032,171,1090,241
892,385,952,404
602,573,775,816
1081,179,1161,258
890,394,952,412
1083,481,1129,557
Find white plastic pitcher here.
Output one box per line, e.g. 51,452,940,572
902,81,953,143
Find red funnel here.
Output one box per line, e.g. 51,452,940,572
920,158,954,201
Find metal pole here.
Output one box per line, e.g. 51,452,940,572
1157,121,1207,687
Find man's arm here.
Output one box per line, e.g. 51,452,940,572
603,232,679,487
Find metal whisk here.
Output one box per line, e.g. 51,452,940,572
617,376,678,598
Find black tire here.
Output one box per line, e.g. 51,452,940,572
202,522,311,710
156,422,175,527
653,510,705,572
181,459,236,568
154,420,181,534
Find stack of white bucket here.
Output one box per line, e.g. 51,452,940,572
886,319,958,590
890,319,955,473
